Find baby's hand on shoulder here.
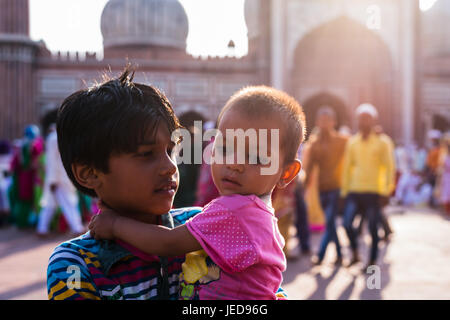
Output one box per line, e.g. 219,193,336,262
88,206,119,240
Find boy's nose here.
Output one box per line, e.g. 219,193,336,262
159,155,177,176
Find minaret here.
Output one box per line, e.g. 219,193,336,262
0,0,29,34
244,0,272,85
0,0,38,140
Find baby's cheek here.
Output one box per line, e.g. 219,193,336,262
251,169,279,193
210,164,222,185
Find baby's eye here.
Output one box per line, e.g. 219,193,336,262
249,154,270,165
248,154,262,165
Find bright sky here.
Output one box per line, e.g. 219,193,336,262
420,0,438,11
29,0,248,58
29,0,437,58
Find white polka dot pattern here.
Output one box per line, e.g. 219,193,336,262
190,201,258,272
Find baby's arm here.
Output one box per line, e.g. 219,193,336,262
88,209,202,256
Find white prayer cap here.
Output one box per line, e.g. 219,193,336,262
428,129,442,140
355,103,378,119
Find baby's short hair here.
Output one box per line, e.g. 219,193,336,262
218,85,306,163
57,66,181,197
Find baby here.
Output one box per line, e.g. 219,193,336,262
89,85,306,300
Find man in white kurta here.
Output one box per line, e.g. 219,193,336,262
36,129,84,236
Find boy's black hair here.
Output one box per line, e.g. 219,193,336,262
57,66,181,197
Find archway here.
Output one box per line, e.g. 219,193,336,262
291,16,394,136
432,114,449,133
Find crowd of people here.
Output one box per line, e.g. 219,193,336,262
1,66,447,300
0,91,448,272
0,110,94,236
173,105,449,270
394,129,449,210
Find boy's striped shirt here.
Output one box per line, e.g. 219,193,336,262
47,207,201,300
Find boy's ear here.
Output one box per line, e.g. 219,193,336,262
71,163,102,191
277,159,302,189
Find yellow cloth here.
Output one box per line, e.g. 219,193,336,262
301,142,325,227
182,250,209,284
277,212,293,255
304,166,325,226
378,133,396,196
341,132,395,197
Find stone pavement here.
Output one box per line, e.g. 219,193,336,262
283,206,450,300
0,227,67,300
0,206,449,300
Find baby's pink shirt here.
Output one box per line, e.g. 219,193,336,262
185,194,286,300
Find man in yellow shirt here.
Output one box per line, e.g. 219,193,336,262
341,104,395,270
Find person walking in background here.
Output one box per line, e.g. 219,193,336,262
0,140,12,226
302,129,326,232
394,143,414,205
438,134,450,216
8,125,45,228
426,130,442,208
293,178,311,257
371,125,395,240
274,145,313,260
341,104,395,270
304,107,347,266
36,123,84,237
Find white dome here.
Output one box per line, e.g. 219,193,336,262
244,0,260,40
101,0,189,50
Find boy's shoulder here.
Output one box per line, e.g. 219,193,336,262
170,206,203,226
48,233,101,273
47,233,103,299
50,207,203,254
50,208,203,256
48,208,203,274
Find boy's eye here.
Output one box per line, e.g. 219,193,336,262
139,151,153,157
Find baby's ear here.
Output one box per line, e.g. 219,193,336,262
72,163,102,191
277,159,302,189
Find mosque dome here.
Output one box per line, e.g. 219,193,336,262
244,0,260,40
101,0,189,50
